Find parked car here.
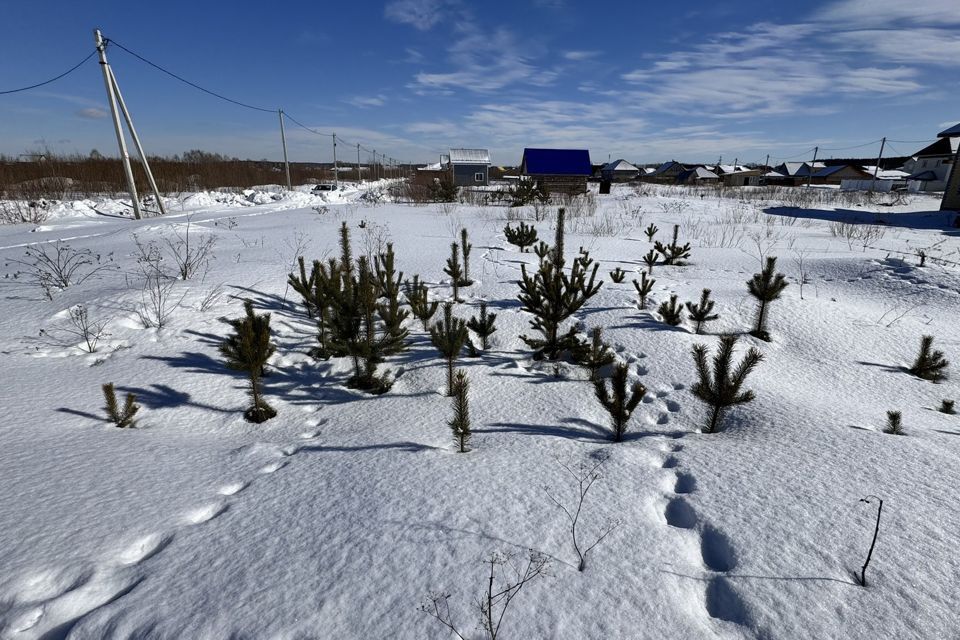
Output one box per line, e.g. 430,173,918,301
312,183,338,192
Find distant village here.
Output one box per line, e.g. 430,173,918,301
414,122,960,212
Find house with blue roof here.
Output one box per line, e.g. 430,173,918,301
520,148,592,195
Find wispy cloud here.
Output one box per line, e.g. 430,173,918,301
384,0,449,30
76,107,108,119
563,50,601,61
345,95,388,108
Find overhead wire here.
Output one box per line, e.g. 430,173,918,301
0,49,98,95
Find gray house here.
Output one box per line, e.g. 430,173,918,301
449,148,490,187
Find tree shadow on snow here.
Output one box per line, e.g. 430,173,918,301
297,441,438,454
854,360,906,375
662,568,858,587
477,421,610,442
117,383,238,414
55,407,105,423
765,206,955,231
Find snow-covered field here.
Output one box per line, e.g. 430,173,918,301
1,183,958,639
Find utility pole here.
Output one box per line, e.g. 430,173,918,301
764,154,770,169
357,143,361,184
105,62,165,215
332,133,339,189
278,110,292,190
94,29,141,220
871,137,887,192
806,146,818,189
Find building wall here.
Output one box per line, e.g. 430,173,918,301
536,175,588,195
452,163,488,187
941,148,960,211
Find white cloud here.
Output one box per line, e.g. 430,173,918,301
814,0,960,27
563,50,601,61
76,107,108,119
345,95,387,108
384,0,448,30
834,28,960,66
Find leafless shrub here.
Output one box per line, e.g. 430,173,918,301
543,453,618,571
37,304,110,353
439,202,459,216
361,221,391,260
420,550,551,640
136,272,186,329
7,240,117,299
165,218,216,280
197,283,227,312
792,247,812,300
0,199,51,224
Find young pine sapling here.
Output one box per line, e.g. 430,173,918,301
580,326,616,382
430,302,470,396
102,383,139,428
460,228,474,286
654,224,691,265
594,362,646,441
642,249,658,274
939,399,955,414
609,267,626,283
657,294,684,326
908,335,948,382
405,275,439,330
504,221,538,252
466,301,497,351
691,335,763,433
449,369,471,452
884,410,903,435
747,256,789,341
644,223,659,242
219,300,277,423
443,243,465,302
685,289,719,334
633,272,655,309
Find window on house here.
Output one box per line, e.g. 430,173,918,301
475,172,484,182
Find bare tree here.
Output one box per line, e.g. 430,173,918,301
37,304,110,353
9,241,117,299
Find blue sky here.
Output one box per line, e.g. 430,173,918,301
1,0,958,165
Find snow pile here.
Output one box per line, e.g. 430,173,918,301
0,186,957,638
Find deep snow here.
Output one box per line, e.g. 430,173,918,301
0,183,958,639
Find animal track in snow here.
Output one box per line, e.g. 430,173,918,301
700,526,737,572
117,533,174,566
664,498,697,529
674,473,696,494
259,460,287,474
662,455,679,469
183,502,228,525
218,482,248,496
704,577,750,625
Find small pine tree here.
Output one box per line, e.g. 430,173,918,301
884,410,903,435
609,267,626,283
534,241,551,261
657,294,684,326
633,272,655,309
443,243,465,302
102,383,139,428
654,225,691,265
939,399,955,414
466,301,497,350
430,303,470,395
405,275,439,330
747,256,789,341
685,289,719,334
517,244,603,360
375,244,409,342
460,228,474,286
594,362,647,442
580,326,615,381
691,335,763,433
219,299,277,423
288,255,317,318
644,223,659,242
449,369,471,452
504,221,538,252
642,249,658,274
908,335,948,382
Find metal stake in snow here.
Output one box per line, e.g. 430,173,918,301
357,143,361,184
870,137,886,193
333,133,339,190
94,28,141,220
857,495,883,587
278,110,291,191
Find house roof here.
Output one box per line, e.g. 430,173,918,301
779,162,807,176
811,165,871,178
651,160,684,175
449,148,490,164
907,170,939,181
602,159,639,173
521,148,592,176
678,167,718,181
937,122,960,138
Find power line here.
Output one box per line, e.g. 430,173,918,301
770,147,817,162
0,50,98,95
820,139,883,152
281,111,333,138
105,37,276,113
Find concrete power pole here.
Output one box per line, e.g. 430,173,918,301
278,110,291,190
807,146,819,189
357,143,361,184
332,133,339,189
94,29,142,219
871,137,887,192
